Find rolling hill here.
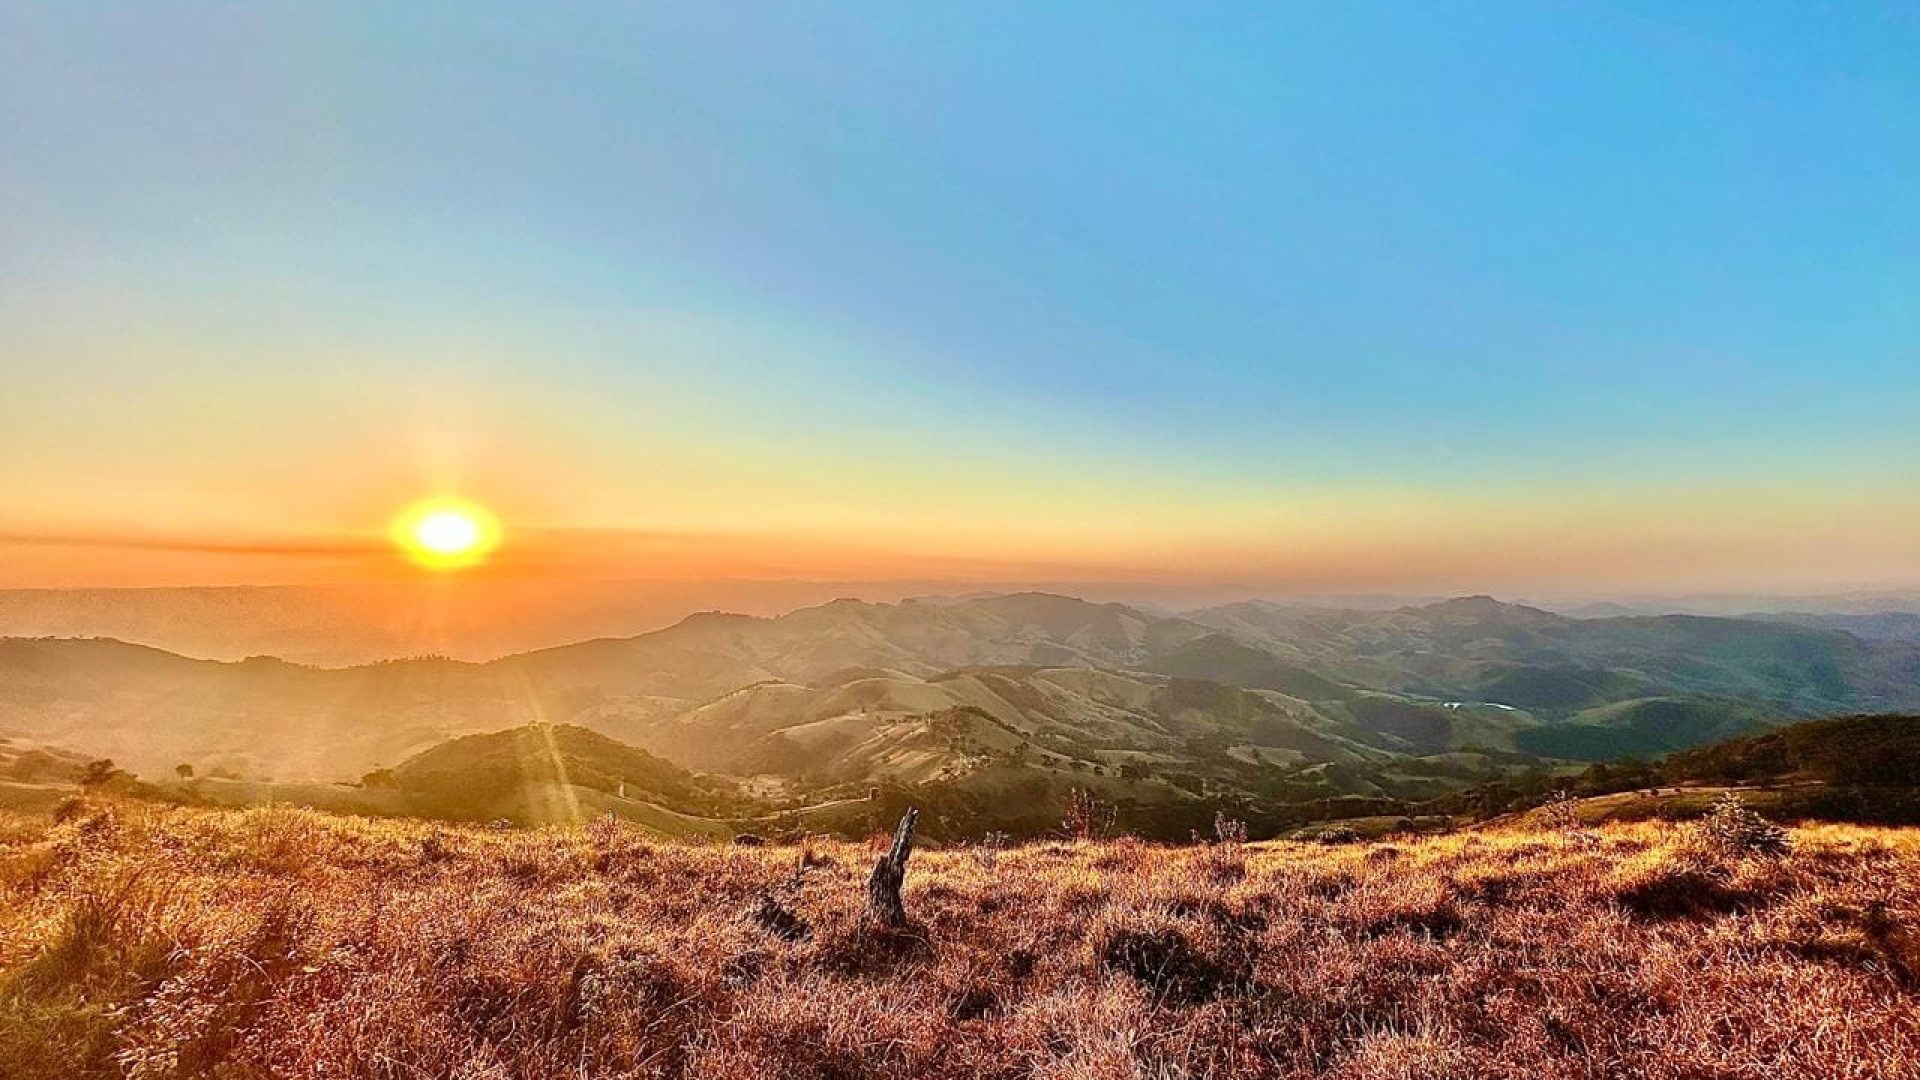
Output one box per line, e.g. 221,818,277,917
1513,696,1775,761
1187,596,1920,715
4,592,1916,810
0,637,542,780
382,723,753,826
601,665,1492,798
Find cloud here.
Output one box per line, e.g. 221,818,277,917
0,530,388,558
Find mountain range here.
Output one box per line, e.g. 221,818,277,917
9,582,1920,664
5,592,1918,832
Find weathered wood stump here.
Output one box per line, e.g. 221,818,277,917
866,807,918,927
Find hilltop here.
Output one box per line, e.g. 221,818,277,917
380,724,752,824
2,800,1916,1079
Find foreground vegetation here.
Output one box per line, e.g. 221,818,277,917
2,800,1917,1079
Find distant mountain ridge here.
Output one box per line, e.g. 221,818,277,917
1753,611,1920,646
1182,596,1920,715
4,593,1917,804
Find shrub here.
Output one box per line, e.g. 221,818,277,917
1534,790,1601,849
1061,788,1115,842
1096,922,1245,1004
77,760,122,789
417,830,454,863
971,830,1009,873
752,894,810,942
1212,811,1248,845
1535,790,1583,832
51,795,91,825
1694,793,1791,860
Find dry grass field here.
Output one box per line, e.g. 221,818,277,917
2,799,1917,1079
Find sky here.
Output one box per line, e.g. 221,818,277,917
2,2,1917,595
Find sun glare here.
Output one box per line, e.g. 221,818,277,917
392,497,500,570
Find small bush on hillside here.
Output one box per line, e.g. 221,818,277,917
1213,812,1248,845
752,894,809,942
1195,842,1248,885
1535,790,1600,848
1062,788,1116,842
1536,791,1583,832
971,830,1009,873
78,760,122,789
1096,922,1245,1004
1693,793,1791,860
417,830,453,863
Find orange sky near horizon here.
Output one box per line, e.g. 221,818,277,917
4,478,1916,598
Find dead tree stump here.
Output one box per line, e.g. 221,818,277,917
866,807,918,927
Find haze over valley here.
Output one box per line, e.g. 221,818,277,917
8,587,1918,840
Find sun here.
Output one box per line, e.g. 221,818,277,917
391,497,501,570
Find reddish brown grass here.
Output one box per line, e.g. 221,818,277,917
2,801,1916,1078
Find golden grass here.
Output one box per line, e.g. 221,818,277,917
2,801,1917,1079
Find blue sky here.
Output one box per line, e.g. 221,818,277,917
2,2,1916,590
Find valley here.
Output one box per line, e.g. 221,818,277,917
5,592,1917,841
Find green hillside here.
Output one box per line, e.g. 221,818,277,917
1515,697,1776,760
388,723,750,824
1663,714,1920,787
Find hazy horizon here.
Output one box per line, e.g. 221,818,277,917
7,575,1920,670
